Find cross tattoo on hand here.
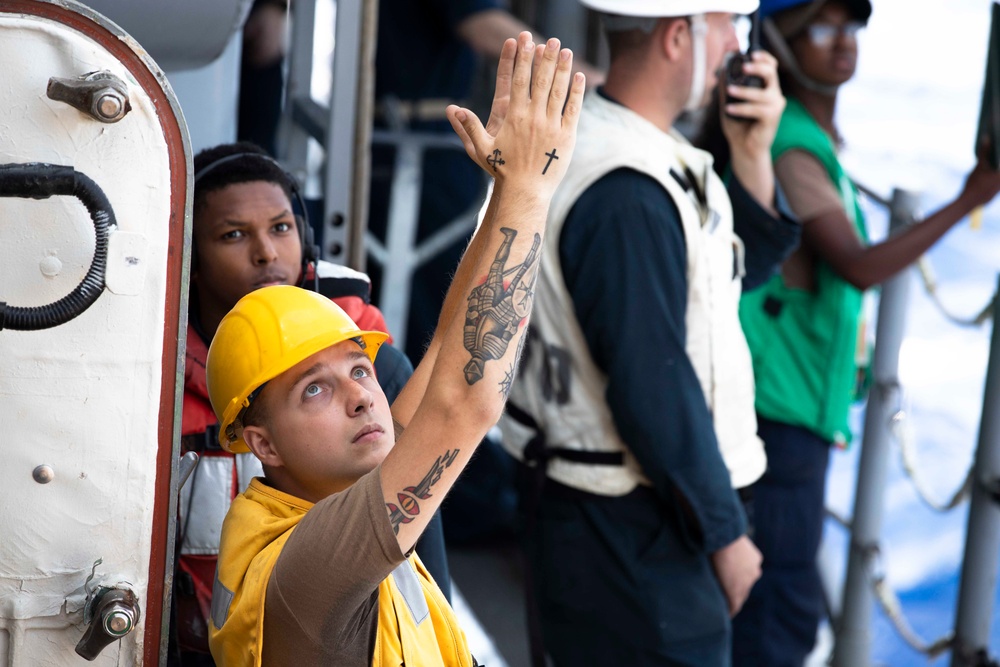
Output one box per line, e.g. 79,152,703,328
487,149,505,171
543,148,559,175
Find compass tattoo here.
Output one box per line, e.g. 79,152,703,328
463,227,541,385
386,449,460,535
487,149,505,171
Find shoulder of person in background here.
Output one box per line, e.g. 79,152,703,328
242,0,289,69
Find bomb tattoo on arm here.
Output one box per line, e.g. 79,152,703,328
463,227,540,385
386,449,460,535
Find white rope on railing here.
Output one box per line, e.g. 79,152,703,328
820,181,994,659
869,565,954,659
852,185,986,509
916,257,997,328
824,510,954,658
855,181,997,329
884,383,975,513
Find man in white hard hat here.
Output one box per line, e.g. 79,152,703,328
498,1,798,664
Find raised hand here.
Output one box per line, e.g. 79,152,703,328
722,49,786,162
959,155,1000,210
721,49,785,214
446,32,585,199
383,33,584,556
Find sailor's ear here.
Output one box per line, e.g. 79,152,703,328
243,426,282,468
661,16,688,62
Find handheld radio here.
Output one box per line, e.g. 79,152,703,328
724,11,765,117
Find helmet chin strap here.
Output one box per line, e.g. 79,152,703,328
761,19,839,97
684,14,709,113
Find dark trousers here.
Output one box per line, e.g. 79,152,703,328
732,416,831,667
526,477,731,667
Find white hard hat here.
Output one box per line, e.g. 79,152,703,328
580,0,759,16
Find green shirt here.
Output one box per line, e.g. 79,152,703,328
739,97,869,445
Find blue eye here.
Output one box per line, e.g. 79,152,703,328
304,383,322,398
352,367,370,380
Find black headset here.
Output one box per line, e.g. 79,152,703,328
193,152,319,275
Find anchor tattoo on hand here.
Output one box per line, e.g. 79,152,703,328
487,149,505,171
463,227,541,385
543,148,559,175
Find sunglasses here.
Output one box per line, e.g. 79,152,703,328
805,21,865,46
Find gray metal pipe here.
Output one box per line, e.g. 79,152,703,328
347,0,378,272
86,0,253,72
832,188,920,667
951,274,1000,667
280,0,317,181
321,0,364,268
376,140,424,350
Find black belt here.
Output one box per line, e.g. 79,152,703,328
180,423,221,453
505,401,625,468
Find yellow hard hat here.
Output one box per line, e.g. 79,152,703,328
205,285,389,453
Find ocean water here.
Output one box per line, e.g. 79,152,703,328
823,0,1000,664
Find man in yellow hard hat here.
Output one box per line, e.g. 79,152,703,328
204,32,585,666
170,139,454,665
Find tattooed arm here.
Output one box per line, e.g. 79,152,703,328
381,32,584,553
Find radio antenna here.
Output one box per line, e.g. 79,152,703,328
748,10,761,53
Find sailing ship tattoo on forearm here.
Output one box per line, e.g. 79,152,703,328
386,449,460,535
462,227,540,385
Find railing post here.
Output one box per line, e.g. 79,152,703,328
377,138,423,350
280,0,316,180
832,188,920,666
951,275,1000,667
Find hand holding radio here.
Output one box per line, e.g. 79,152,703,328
720,49,784,166
719,13,785,217
724,53,764,108
723,10,764,119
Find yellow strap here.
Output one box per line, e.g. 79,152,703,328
971,205,984,230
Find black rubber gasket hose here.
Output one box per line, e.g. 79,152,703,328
0,163,113,330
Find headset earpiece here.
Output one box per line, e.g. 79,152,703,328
296,214,318,264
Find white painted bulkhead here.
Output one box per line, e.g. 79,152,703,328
0,3,189,665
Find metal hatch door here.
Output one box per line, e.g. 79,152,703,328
0,1,190,664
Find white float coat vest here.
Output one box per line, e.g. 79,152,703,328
500,92,766,494
179,451,263,555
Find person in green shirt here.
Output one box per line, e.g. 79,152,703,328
727,1,1000,664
